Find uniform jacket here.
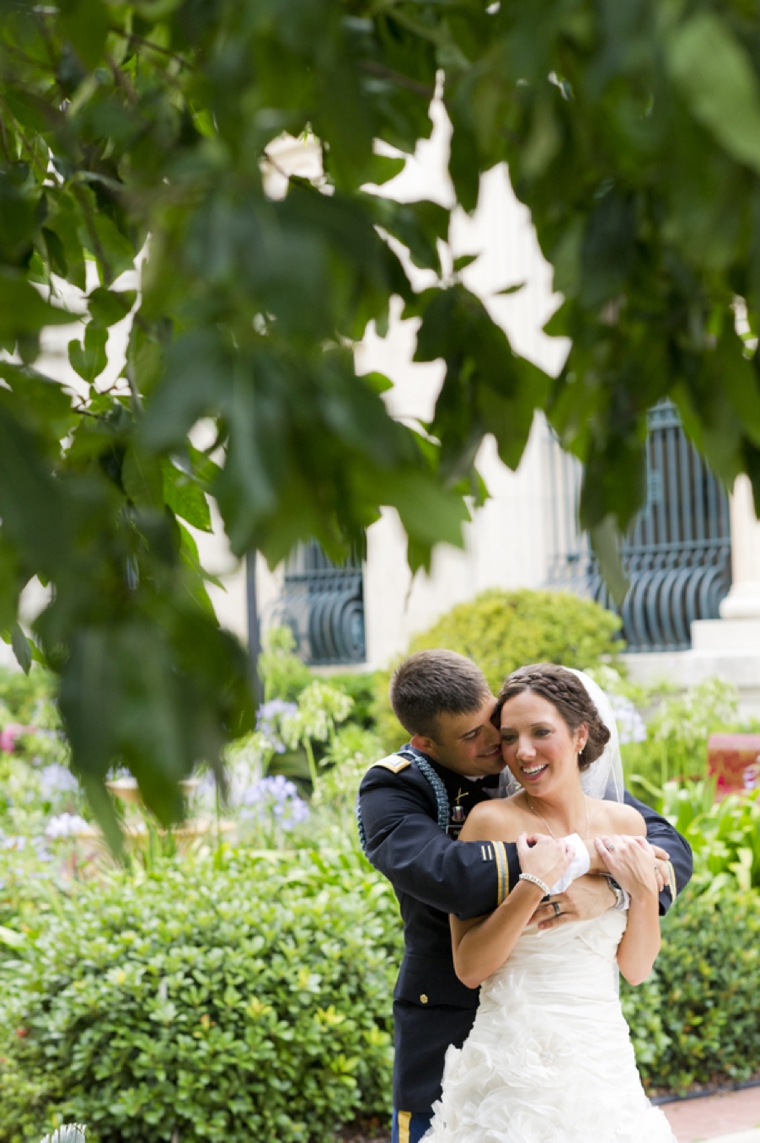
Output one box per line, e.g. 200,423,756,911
357,744,693,1114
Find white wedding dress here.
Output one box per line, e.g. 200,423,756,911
423,911,676,1142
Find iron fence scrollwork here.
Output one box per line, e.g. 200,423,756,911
546,403,732,652
268,540,366,666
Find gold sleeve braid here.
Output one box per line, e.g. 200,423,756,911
493,840,509,904
666,860,677,900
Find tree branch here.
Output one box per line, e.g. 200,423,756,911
358,59,435,100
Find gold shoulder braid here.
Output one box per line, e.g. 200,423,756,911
371,755,412,774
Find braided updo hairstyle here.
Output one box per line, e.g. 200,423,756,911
495,663,610,771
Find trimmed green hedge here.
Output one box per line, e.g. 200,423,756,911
0,847,402,1143
2,845,759,1140
624,883,760,1091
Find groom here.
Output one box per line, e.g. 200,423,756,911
357,649,693,1143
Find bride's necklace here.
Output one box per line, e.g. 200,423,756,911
525,795,590,840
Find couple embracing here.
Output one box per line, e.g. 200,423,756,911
357,650,693,1143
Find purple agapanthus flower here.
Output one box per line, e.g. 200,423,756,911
39,764,79,798
257,701,298,754
239,774,309,831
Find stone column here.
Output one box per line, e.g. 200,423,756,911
686,476,760,717
719,475,760,621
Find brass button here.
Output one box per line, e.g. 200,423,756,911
420,994,428,1004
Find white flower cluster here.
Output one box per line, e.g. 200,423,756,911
609,695,647,745
45,813,89,840
280,680,353,750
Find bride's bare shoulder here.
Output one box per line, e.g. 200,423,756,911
590,798,646,836
459,797,525,843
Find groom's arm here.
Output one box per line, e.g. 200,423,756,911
624,790,693,913
358,764,520,919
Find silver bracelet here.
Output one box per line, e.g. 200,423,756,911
519,872,551,897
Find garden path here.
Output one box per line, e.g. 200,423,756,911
662,1087,760,1142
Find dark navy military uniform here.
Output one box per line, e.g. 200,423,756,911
357,743,693,1134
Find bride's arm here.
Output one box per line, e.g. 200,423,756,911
450,804,573,990
594,807,661,985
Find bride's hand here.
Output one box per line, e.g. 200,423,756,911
594,834,659,901
517,832,573,889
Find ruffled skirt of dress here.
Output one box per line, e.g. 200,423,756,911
422,915,676,1143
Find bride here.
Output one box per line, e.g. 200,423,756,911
422,663,677,1142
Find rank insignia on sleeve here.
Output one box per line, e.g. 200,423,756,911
371,755,412,774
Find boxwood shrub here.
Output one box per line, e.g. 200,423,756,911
2,847,759,1141
623,883,760,1091
0,846,402,1143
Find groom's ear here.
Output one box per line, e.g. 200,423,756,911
411,733,437,757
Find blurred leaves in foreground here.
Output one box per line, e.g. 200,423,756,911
3,1,760,831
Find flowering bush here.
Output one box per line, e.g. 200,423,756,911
238,775,310,845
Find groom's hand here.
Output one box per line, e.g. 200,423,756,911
531,874,616,931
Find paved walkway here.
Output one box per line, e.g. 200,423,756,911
661,1087,760,1142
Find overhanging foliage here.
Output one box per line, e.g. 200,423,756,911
1,0,760,830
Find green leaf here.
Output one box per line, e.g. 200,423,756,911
589,515,628,607
359,371,393,394
0,166,38,267
667,13,760,175
88,287,137,328
122,446,164,508
47,194,86,290
0,364,74,439
580,191,636,308
369,197,449,272
178,524,218,616
364,152,406,186
42,226,68,277
382,469,470,556
496,282,526,296
140,330,233,451
0,534,20,631
0,924,25,948
90,211,136,281
0,270,76,342
712,330,760,446
69,324,108,383
11,620,32,674
58,0,110,69
0,405,68,573
163,459,212,532
454,253,478,272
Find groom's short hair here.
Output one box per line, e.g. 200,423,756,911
390,649,491,740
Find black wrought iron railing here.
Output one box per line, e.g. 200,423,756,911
268,541,366,666
546,403,732,652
